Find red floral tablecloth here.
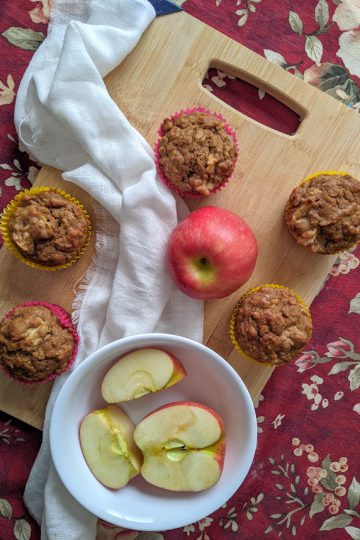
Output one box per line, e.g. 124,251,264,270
0,1,359,539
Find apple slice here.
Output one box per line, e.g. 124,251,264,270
134,401,226,492
101,348,186,403
79,404,142,489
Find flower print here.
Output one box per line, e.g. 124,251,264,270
29,0,52,24
310,375,323,385
333,0,360,77
330,251,359,275
210,70,232,88
294,447,303,456
0,158,38,192
302,376,329,412
0,74,15,106
326,338,353,358
329,503,340,514
323,493,335,507
335,486,346,497
198,517,213,531
257,415,265,433
307,466,318,477
302,382,320,400
183,524,195,536
330,461,341,472
292,437,300,446
295,352,319,373
322,399,329,408
305,444,314,453
353,403,360,414
307,477,319,487
308,452,319,463
272,414,285,429
336,475,346,485
334,391,344,401
306,466,325,480
0,418,26,444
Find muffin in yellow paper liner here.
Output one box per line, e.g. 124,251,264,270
230,284,312,367
0,186,91,271
285,170,360,255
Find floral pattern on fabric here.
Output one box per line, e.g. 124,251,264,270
0,0,359,539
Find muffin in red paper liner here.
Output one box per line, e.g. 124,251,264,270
0,302,79,384
230,284,312,367
154,107,238,197
0,186,91,271
285,170,360,255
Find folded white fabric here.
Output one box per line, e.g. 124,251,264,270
14,1,204,538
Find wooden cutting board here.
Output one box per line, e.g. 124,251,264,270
1,11,360,430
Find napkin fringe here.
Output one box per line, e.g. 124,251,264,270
72,203,119,345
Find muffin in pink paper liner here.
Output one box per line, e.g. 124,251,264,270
154,107,238,197
0,186,91,271
0,302,79,385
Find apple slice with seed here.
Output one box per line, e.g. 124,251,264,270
101,348,186,403
134,401,226,492
79,405,142,489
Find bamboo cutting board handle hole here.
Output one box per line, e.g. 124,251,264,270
202,60,304,136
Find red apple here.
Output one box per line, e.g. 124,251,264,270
133,401,226,492
101,348,186,403
167,206,258,300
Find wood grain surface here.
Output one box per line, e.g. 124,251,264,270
1,11,359,430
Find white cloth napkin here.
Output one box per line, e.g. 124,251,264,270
14,0,204,538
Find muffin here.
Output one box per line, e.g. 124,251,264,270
285,171,360,254
155,108,238,196
230,285,312,366
0,187,91,270
0,302,78,383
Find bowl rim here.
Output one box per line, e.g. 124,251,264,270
50,332,258,531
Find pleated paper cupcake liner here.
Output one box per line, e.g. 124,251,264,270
285,170,360,255
0,301,79,385
0,186,91,271
154,106,239,198
230,284,312,367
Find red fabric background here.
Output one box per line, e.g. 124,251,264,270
0,1,359,539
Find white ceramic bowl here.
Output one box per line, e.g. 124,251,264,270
50,333,257,531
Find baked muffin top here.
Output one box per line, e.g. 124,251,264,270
233,286,312,366
0,305,74,381
158,112,236,196
285,173,360,254
8,191,88,266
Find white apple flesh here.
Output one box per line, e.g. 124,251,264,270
79,405,142,489
167,206,258,300
134,401,226,492
101,348,186,403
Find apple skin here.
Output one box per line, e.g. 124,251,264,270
134,401,226,492
101,348,186,403
167,206,258,300
141,400,226,470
